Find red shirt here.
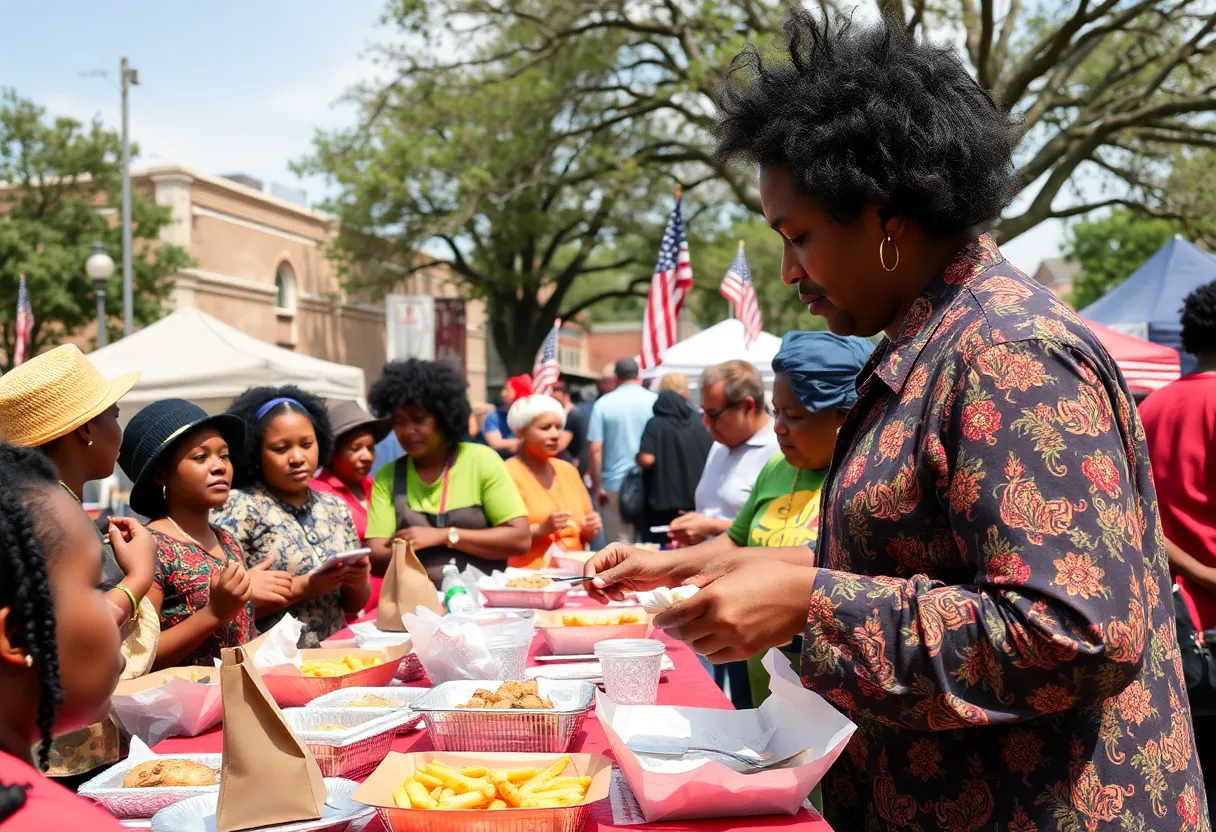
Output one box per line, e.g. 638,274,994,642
310,468,380,614
0,751,124,831
309,468,373,540
1139,372,1216,630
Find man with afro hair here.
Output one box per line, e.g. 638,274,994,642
1141,278,1216,788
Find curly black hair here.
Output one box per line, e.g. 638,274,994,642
1181,280,1216,356
0,444,65,777
225,386,334,490
713,10,1020,237
368,359,470,449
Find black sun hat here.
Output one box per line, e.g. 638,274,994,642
119,399,246,517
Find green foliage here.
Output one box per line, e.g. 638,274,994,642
304,0,1216,366
1064,208,1179,311
0,90,192,370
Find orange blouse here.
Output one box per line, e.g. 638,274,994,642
504,455,594,569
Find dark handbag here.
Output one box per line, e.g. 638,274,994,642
618,466,646,525
1174,585,1216,716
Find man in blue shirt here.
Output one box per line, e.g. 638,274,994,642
588,358,657,544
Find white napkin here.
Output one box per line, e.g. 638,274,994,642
636,586,700,614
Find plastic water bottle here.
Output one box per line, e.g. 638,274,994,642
441,563,477,615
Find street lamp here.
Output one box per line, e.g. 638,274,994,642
86,243,115,348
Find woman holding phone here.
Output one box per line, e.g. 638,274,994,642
215,386,370,647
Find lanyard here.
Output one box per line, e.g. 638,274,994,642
434,453,456,527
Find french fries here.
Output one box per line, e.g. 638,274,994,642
299,654,384,678
390,756,591,811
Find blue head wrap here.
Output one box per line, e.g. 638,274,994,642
771,331,874,412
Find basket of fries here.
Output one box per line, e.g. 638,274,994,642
409,679,594,753
354,751,611,832
261,647,404,707
535,607,651,656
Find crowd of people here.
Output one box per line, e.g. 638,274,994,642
0,9,1213,832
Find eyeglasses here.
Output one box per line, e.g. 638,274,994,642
703,400,745,423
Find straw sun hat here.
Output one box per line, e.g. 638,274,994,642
0,345,140,447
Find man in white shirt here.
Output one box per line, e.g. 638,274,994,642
668,360,778,547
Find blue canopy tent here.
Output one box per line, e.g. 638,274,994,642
1079,235,1216,357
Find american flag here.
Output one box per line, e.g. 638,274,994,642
532,319,561,396
719,241,762,347
14,274,33,366
639,195,693,370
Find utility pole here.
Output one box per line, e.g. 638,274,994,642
120,57,139,336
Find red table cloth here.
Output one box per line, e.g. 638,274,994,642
153,601,832,832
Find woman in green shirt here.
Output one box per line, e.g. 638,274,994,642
364,359,530,586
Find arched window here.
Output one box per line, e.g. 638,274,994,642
275,261,296,313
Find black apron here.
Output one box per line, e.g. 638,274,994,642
393,457,496,587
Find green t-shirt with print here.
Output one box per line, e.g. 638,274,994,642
366,442,527,539
726,452,826,550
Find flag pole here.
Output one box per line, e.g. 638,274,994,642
674,183,682,201
737,239,745,250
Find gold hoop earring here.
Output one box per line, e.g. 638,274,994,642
162,485,167,500
879,234,900,272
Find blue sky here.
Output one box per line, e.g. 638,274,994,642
0,0,1064,270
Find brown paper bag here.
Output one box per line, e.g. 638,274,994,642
215,646,325,832
377,539,443,630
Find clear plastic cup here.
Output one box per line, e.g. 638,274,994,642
485,633,531,680
595,638,666,704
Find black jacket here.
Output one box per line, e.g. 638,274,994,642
638,391,713,513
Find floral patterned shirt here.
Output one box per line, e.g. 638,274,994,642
152,527,257,667
803,235,1209,831
214,487,359,647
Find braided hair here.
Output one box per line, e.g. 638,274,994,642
0,444,65,779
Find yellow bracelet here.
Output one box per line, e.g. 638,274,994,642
114,584,140,622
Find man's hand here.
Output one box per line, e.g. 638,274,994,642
594,488,609,508
654,558,818,664
583,543,700,603
393,526,449,550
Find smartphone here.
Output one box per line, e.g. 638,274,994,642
308,547,372,575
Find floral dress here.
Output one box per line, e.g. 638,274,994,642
152,527,257,667
803,235,1210,830
214,487,359,647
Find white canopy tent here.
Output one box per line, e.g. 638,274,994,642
88,307,367,418
642,319,782,401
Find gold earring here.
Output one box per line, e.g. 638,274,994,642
162,485,167,499
24,654,33,668
879,234,900,272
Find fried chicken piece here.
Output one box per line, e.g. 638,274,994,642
518,680,539,696
473,689,496,701
516,694,549,709
490,699,514,709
